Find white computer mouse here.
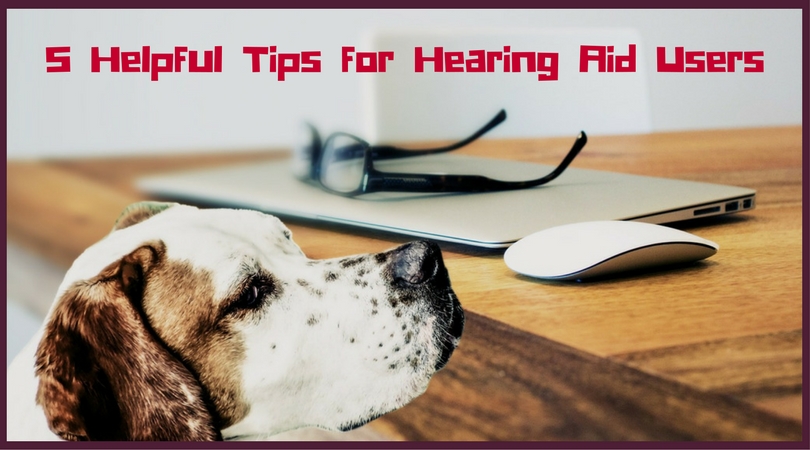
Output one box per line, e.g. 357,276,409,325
504,220,719,281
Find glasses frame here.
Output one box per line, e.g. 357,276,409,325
299,109,587,197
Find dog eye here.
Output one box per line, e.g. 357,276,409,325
238,285,261,309
234,279,273,311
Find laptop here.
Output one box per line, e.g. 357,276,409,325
136,154,756,249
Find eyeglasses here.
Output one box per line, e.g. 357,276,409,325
292,109,587,197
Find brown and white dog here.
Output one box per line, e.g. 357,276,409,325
6,202,464,441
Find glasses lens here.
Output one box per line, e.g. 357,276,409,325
320,134,367,194
292,124,318,180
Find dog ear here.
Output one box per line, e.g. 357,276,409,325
34,241,221,441
113,201,178,231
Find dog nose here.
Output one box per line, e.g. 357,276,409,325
390,240,444,286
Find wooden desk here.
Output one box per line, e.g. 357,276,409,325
7,126,805,441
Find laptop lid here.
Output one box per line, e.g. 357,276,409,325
137,154,755,248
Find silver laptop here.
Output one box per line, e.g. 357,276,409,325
137,154,755,249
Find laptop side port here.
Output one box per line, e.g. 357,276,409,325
694,206,722,216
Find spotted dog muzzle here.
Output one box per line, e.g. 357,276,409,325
385,240,464,370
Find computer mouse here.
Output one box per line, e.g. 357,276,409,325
504,220,718,281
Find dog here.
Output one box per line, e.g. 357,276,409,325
6,202,464,441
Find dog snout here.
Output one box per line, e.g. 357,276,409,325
390,240,444,286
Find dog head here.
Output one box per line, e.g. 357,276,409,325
34,202,464,440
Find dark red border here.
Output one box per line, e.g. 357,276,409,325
2,4,807,450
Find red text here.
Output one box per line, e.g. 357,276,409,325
579,44,636,72
243,46,321,81
45,46,71,72
414,46,558,81
657,47,764,72
91,46,222,81
342,46,394,72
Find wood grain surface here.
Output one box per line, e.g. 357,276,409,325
6,126,805,441
375,312,802,441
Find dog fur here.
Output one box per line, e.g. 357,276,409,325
6,202,464,441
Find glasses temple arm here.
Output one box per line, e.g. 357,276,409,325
537,130,587,182
369,109,507,160
364,131,587,193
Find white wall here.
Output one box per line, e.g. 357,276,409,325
6,9,802,159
